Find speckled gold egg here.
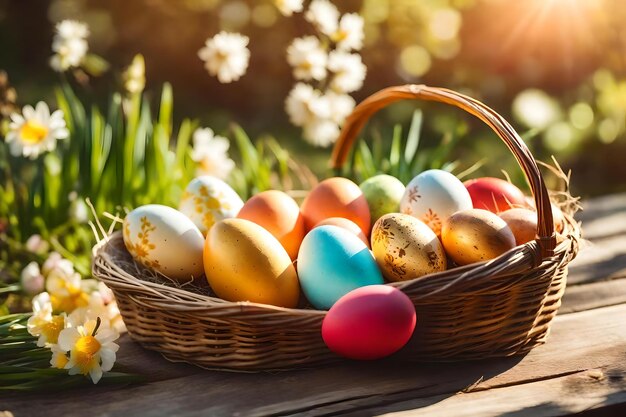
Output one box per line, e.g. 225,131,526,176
371,213,447,282
441,209,516,265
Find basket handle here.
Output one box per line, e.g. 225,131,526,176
330,84,556,258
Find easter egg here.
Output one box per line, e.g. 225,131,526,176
322,285,416,360
179,176,244,235
441,209,516,265
203,218,300,308
123,204,204,281
314,217,369,247
499,208,538,245
522,198,565,233
371,213,446,282
400,169,473,236
359,175,406,226
464,177,526,213
297,225,383,310
237,190,305,259
300,177,371,237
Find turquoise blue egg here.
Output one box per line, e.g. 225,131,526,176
297,225,384,310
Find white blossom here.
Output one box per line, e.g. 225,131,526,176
324,91,356,125
198,31,250,83
303,118,340,147
50,20,89,72
332,13,364,51
191,128,236,180
58,318,119,384
285,83,330,127
287,36,328,81
5,102,69,159
274,0,304,16
305,0,339,36
328,51,367,93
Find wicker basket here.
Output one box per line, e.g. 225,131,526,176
93,85,581,371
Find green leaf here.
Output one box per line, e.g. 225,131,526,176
404,109,423,164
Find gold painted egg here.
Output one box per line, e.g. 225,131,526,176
179,176,244,235
371,213,447,282
441,208,516,266
203,218,300,308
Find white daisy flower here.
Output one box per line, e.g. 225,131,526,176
274,0,304,16
27,292,66,347
46,264,82,299
332,13,364,51
191,127,236,180
20,261,45,296
303,118,340,147
5,102,69,159
58,318,120,384
328,51,367,93
50,343,70,370
305,0,339,36
44,255,90,313
198,31,250,83
287,36,328,81
324,91,356,125
285,83,330,127
67,292,110,328
50,20,89,72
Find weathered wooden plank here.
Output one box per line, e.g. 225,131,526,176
567,234,626,285
576,193,626,242
347,366,626,417
562,192,626,285
560,278,626,314
3,303,625,417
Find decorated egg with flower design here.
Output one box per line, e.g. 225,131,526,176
371,213,446,282
400,169,473,237
179,176,244,235
123,204,204,281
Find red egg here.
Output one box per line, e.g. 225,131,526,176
464,177,526,213
322,285,416,360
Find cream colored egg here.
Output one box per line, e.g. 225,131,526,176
179,176,244,235
371,213,447,282
123,204,204,281
400,169,473,237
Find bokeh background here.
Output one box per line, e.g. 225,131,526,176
1,0,625,197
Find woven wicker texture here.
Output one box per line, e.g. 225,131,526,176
93,85,581,371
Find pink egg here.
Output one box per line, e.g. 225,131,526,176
322,285,416,360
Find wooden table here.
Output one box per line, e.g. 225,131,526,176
3,194,626,417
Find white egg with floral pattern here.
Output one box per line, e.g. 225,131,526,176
179,176,244,236
123,204,204,281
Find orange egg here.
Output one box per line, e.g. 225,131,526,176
314,217,370,247
237,190,305,259
301,177,371,237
